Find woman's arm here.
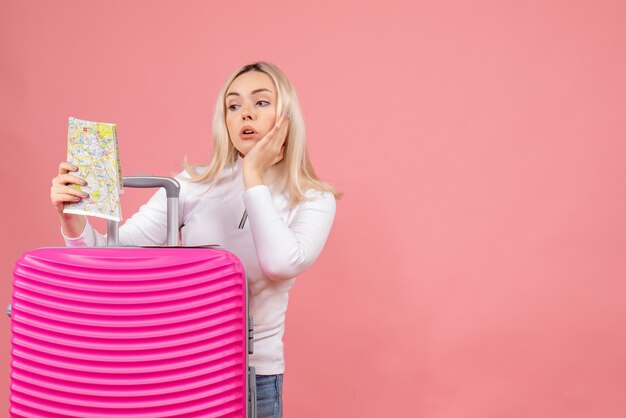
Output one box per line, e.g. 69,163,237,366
51,162,88,239
243,185,336,281
63,187,174,247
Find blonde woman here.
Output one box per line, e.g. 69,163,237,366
51,62,339,418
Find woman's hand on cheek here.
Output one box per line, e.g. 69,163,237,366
243,112,289,188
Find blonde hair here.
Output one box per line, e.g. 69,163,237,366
183,62,341,205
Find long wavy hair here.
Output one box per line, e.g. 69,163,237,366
183,62,341,205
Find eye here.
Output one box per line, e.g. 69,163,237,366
256,100,270,107
227,104,240,111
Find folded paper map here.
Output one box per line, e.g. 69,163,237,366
63,117,124,221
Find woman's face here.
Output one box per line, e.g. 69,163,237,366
225,71,278,156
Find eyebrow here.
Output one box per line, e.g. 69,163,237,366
226,88,273,98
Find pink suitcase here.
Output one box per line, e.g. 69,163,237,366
9,176,256,418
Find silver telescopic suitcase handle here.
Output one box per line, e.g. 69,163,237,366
106,176,181,247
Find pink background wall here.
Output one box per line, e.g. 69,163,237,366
1,0,625,416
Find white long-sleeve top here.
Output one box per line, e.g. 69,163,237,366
63,157,336,375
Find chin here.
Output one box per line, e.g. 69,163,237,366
234,145,252,157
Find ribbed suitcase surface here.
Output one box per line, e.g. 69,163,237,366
10,247,248,418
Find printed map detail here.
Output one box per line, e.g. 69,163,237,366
63,117,124,221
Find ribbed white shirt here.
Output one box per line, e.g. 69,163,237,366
63,158,336,374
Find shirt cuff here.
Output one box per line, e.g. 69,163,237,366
242,185,274,214
61,221,94,247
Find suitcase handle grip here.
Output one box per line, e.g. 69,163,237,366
107,176,181,247
122,176,180,198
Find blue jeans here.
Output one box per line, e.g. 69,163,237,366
256,374,283,418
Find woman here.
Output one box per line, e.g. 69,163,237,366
50,62,339,418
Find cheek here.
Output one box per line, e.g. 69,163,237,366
225,114,234,131
261,114,277,133
226,116,239,139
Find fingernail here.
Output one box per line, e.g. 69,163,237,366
72,165,78,170
82,193,89,197
81,180,87,185
285,110,290,119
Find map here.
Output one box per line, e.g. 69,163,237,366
63,117,124,221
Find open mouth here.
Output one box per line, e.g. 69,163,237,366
240,126,258,138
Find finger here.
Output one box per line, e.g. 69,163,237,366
62,184,90,198
268,121,289,151
270,112,288,134
53,185,89,199
52,193,83,205
274,112,288,133
269,120,282,139
52,183,88,196
59,162,79,175
53,173,87,187
277,119,289,145
264,113,289,144
256,112,289,148
272,146,286,165
256,125,278,146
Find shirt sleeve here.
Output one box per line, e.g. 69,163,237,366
62,188,173,248
242,185,336,281
62,220,105,247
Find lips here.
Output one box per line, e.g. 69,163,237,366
239,126,258,139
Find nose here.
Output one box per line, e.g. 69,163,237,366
241,105,256,120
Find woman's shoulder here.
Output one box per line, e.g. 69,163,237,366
174,163,241,198
295,187,337,211
173,168,211,194
176,164,212,179
303,187,335,200
180,161,240,183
